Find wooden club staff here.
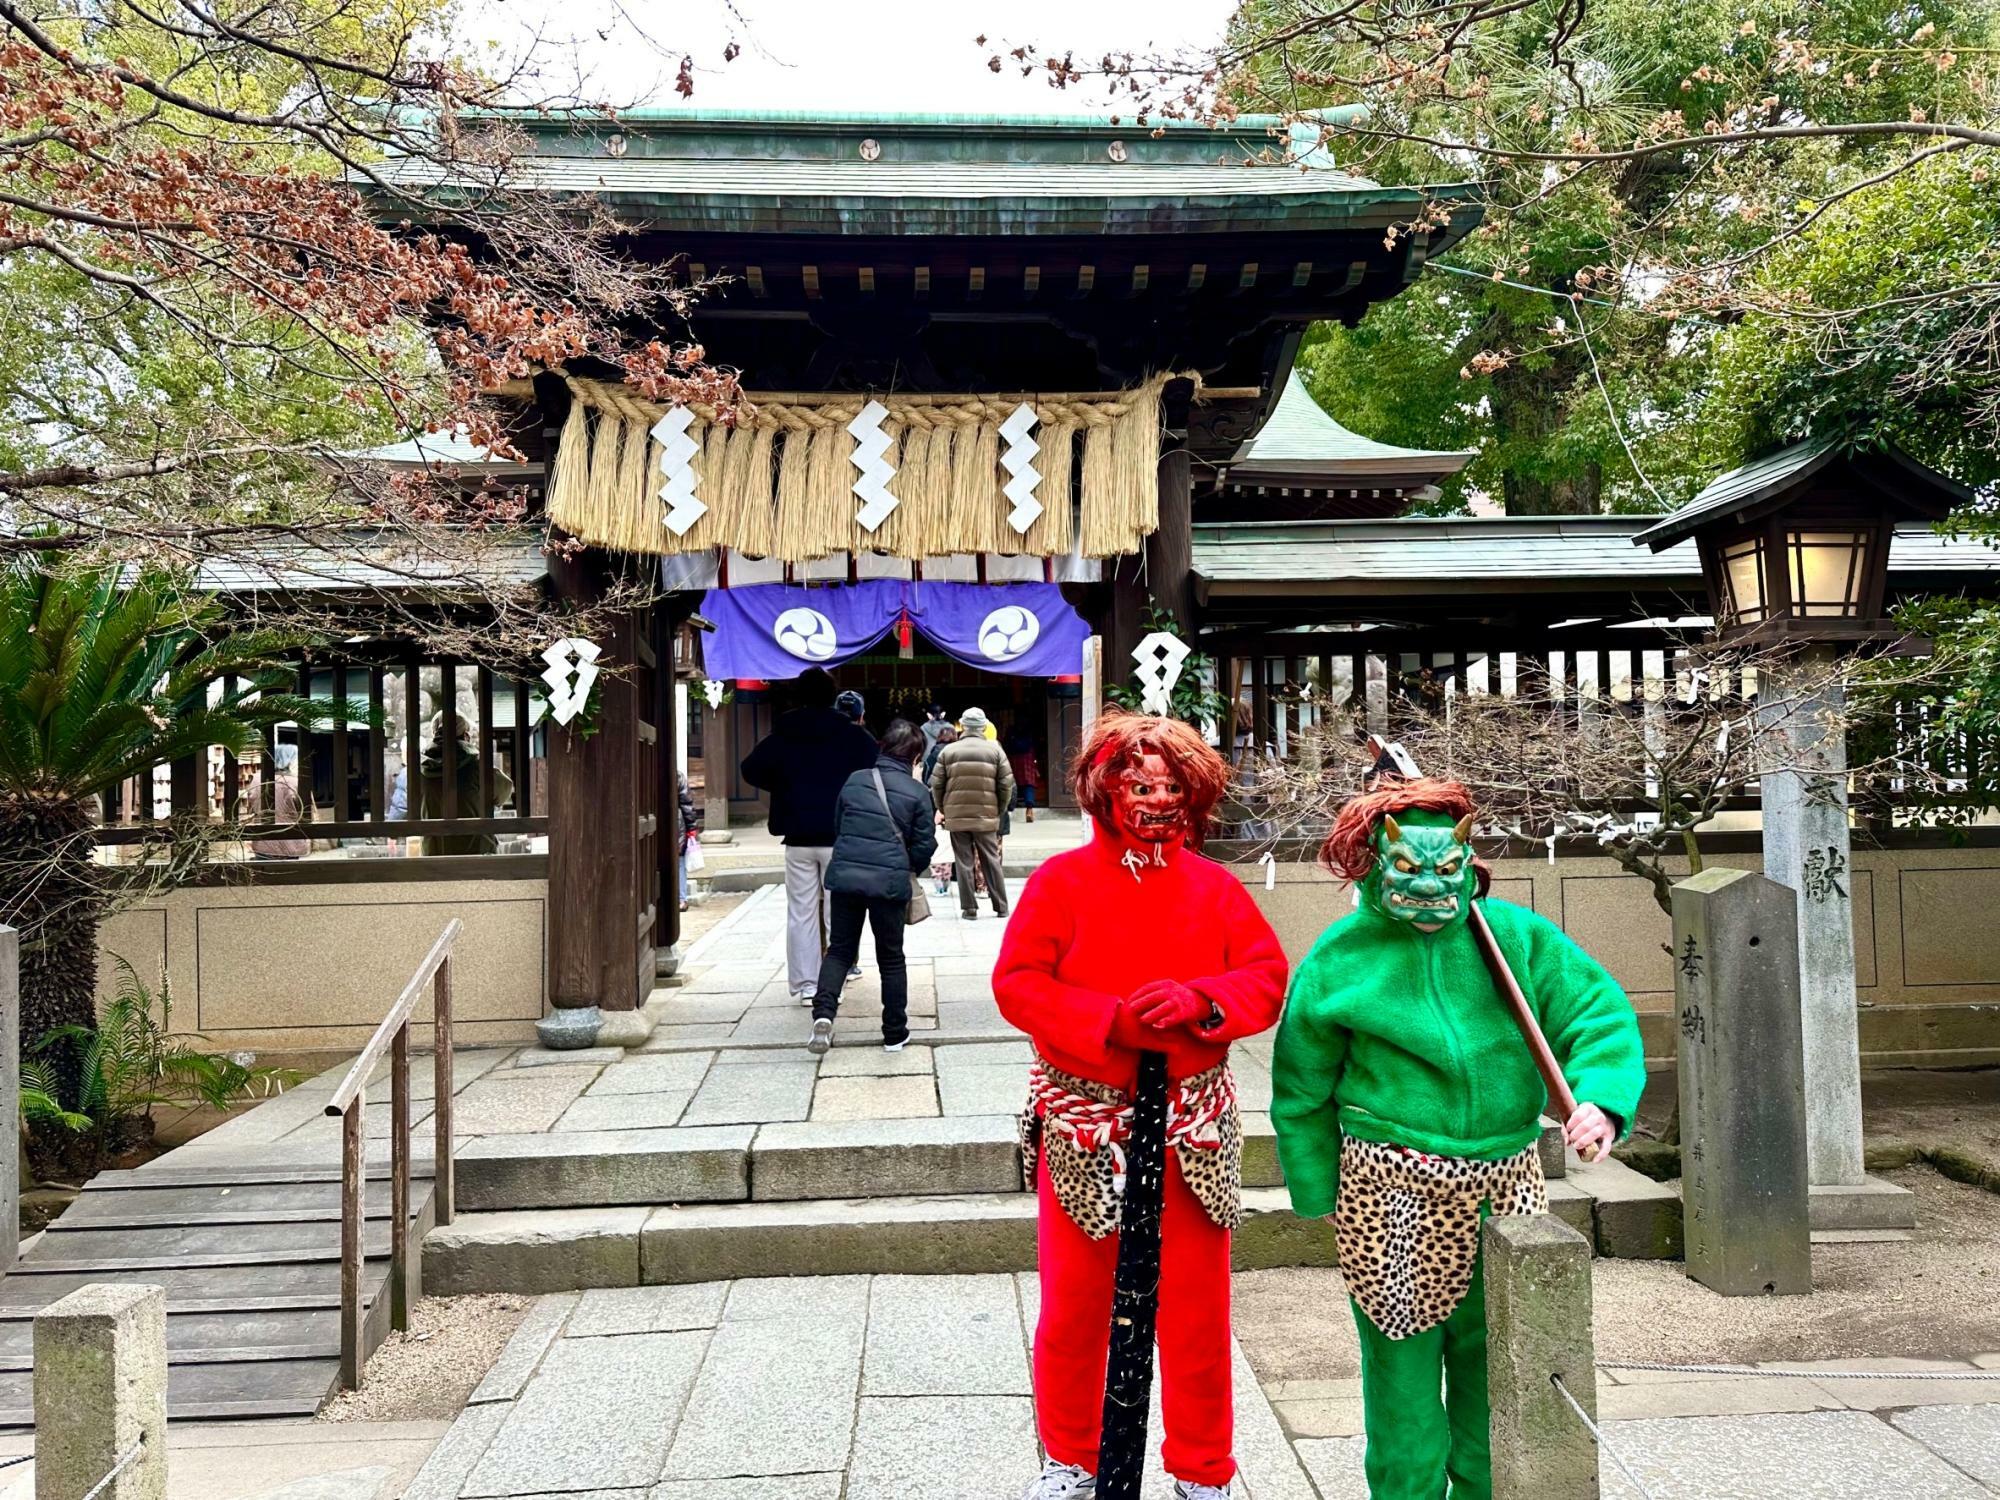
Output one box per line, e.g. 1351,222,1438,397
1365,738,1596,1160
1094,1048,1169,1498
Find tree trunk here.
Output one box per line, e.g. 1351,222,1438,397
0,793,104,1110
1491,343,1605,516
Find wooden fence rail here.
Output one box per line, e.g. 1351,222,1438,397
323,917,461,1391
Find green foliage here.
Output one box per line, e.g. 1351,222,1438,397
1108,608,1229,728
0,557,327,801
25,957,298,1163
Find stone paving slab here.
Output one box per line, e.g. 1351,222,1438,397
456,1127,752,1211
861,1274,1029,1396
583,1054,716,1096
464,1331,708,1496
652,1479,840,1500
556,1092,693,1133
749,1115,1022,1202
1598,1408,1993,1499
845,1394,1037,1500
468,1294,577,1405
661,1298,864,1479
817,1045,935,1078
1892,1404,2000,1489
681,1062,818,1126
648,996,756,1025
811,1075,939,1122
937,1062,1028,1117
454,1071,603,1136
567,1283,729,1338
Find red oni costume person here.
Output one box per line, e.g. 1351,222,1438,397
994,711,1289,1500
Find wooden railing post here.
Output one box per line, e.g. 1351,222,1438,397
390,1022,411,1332
338,1099,364,1390
433,952,455,1226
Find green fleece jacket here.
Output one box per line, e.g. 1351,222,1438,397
1270,896,1646,1220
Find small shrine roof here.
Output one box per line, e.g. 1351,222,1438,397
1225,371,1473,481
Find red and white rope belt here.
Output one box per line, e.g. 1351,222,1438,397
1027,1055,1235,1194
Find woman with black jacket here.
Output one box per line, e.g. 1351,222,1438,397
807,719,939,1055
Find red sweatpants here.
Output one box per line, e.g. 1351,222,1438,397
1034,1151,1236,1487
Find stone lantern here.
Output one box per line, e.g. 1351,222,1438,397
1636,437,1969,1230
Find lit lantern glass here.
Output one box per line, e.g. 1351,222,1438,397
1787,529,1871,617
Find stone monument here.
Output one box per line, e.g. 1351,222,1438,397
1672,868,1812,1296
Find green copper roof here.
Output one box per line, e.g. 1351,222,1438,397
1227,371,1473,480
376,108,1481,239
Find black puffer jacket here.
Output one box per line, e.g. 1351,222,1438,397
826,756,939,901
740,707,879,846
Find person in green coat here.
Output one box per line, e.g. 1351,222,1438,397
1271,777,1645,1500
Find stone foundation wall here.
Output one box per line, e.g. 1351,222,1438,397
1230,841,2000,1069
95,860,547,1060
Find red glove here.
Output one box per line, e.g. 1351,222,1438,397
1129,979,1210,1032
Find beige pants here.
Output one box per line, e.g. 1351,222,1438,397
783,845,834,995
949,830,1007,917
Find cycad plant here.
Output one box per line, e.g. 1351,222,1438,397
0,557,327,1107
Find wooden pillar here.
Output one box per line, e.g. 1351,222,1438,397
703,697,734,832
656,607,682,956
546,552,643,1014
1145,377,1196,630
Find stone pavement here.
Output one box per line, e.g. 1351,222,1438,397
401,1272,2000,1500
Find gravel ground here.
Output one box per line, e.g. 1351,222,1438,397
317,1294,531,1423
1235,1166,2000,1384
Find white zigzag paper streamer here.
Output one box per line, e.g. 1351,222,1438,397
540,637,601,725
848,399,899,531
1000,402,1043,534
652,407,706,536
1132,632,1192,717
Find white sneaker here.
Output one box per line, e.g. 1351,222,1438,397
806,1018,833,1055
1022,1459,1096,1500
882,1037,909,1053
1172,1481,1231,1499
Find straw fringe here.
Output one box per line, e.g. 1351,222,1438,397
551,374,1180,561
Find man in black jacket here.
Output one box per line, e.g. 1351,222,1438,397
808,719,938,1053
740,669,881,999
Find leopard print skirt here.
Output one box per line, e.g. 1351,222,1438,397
1334,1134,1547,1341
1019,1056,1243,1240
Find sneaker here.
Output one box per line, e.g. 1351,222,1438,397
806,1018,833,1055
1022,1459,1096,1499
882,1036,909,1053
1171,1482,1231,1499
849,965,862,979
793,987,816,1005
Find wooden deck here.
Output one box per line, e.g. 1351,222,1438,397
0,1160,433,1425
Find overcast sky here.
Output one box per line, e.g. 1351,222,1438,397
462,0,1237,115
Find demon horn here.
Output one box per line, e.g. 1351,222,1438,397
1381,813,1404,843
1452,812,1475,843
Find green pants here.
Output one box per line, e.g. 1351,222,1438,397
1352,1252,1490,1500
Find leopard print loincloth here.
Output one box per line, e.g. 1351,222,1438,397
1334,1134,1547,1340
1018,1056,1243,1239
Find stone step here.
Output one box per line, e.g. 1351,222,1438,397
425,1180,1605,1293
454,1114,1573,1213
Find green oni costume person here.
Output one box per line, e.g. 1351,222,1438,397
1270,779,1645,1500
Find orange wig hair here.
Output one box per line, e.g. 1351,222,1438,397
1072,709,1231,851
1319,776,1479,881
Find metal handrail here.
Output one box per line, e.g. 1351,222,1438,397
323,916,462,1390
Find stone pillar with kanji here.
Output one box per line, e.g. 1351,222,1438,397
1757,647,1912,1230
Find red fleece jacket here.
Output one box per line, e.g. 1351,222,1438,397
993,835,1290,1091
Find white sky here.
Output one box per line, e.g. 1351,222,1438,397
461,0,1238,115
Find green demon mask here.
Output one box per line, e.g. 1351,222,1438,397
1366,808,1478,929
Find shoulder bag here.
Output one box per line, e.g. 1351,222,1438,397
870,769,931,926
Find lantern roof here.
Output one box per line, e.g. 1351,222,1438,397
1634,437,1971,552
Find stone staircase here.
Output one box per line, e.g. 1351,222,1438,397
423,1107,1682,1295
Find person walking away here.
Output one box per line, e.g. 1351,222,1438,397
418,713,515,855
806,719,937,1055
741,668,881,999
835,689,867,727
1005,721,1043,823
930,705,1013,919
676,771,700,912
920,702,951,758
924,723,958,783
250,744,310,859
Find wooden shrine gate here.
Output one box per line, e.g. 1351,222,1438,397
547,553,680,1017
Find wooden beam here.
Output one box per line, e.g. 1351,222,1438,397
801,266,821,299
1129,264,1150,296
1186,263,1207,292
1074,265,1096,296
1292,260,1314,287
746,266,767,298
1237,262,1260,292
913,266,930,299
967,267,986,300
1022,265,1041,296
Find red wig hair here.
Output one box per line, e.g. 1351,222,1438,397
1319,776,1478,881
1072,709,1230,851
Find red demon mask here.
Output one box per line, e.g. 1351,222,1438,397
1074,710,1229,853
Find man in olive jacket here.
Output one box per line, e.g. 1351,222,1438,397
929,705,1014,919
